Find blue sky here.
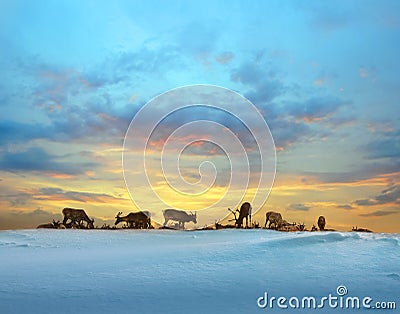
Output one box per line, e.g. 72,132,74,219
0,0,399,231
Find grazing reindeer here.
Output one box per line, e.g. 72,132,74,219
37,220,62,229
62,208,94,229
115,211,151,229
264,211,283,229
318,216,326,231
163,209,197,229
228,202,252,228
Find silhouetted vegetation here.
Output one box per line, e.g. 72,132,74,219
352,226,373,233
37,220,63,229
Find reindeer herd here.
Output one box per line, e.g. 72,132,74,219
36,204,329,232
115,211,151,229
36,207,198,230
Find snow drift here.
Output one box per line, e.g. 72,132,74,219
0,229,399,313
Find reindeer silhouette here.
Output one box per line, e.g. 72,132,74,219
62,208,94,229
115,211,151,229
318,216,326,231
264,211,283,229
228,202,252,228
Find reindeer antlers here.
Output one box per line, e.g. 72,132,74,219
227,208,238,220
115,211,123,218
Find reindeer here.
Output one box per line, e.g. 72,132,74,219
115,211,151,229
280,222,305,232
62,208,94,229
318,216,326,231
264,211,283,229
163,209,197,229
228,202,252,228
37,220,62,229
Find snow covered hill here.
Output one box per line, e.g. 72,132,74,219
0,230,399,313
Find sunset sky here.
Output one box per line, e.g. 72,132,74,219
0,0,399,232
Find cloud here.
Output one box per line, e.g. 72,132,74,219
35,187,127,204
0,147,99,175
6,36,352,157
288,203,311,211
231,62,270,86
0,208,63,230
269,119,311,150
337,204,353,210
49,100,132,143
1,191,33,207
300,2,350,33
311,11,349,32
15,60,93,115
362,130,400,160
314,77,327,86
230,58,352,151
359,210,399,217
141,104,263,156
215,52,234,64
354,185,400,207
376,185,400,203
231,61,284,105
177,22,219,57
299,159,400,184
89,46,183,86
326,114,356,129
359,66,377,80
230,61,306,150
354,199,376,206
244,81,285,105
6,48,185,146
0,112,129,146
0,120,52,145
284,97,351,122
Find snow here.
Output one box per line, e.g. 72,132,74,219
0,230,399,313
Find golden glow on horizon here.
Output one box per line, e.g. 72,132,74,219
0,140,399,232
